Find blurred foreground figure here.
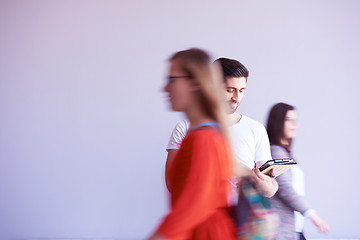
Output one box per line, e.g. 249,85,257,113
165,57,279,239
266,102,330,240
148,48,236,240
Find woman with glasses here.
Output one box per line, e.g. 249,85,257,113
148,48,237,240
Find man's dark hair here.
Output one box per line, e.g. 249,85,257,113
215,57,249,81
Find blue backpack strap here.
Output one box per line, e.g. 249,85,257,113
194,121,219,130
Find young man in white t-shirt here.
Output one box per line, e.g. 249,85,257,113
165,57,278,198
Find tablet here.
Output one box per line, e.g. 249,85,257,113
259,158,297,178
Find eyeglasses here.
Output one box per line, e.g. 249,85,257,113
166,75,191,84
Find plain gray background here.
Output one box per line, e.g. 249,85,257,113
0,0,359,239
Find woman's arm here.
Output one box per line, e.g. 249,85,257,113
165,149,178,191
271,145,310,213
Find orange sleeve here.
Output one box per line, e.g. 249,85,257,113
156,130,229,238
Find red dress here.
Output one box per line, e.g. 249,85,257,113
156,127,237,240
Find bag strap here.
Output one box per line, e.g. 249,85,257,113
193,121,219,130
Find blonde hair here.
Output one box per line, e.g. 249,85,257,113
169,48,227,136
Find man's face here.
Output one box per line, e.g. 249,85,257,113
224,77,247,114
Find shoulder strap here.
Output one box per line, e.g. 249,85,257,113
194,121,219,130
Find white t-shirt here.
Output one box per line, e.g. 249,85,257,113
166,115,272,169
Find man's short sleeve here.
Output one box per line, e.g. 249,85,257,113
166,120,190,150
254,123,272,163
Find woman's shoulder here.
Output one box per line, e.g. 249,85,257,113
191,127,222,137
187,127,224,145
270,145,285,151
270,145,290,158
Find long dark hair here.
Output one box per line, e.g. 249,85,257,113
266,102,295,152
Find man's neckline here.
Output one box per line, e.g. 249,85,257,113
228,113,243,126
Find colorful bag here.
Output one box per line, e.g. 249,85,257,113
237,178,279,240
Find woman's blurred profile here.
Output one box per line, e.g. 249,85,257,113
148,48,236,240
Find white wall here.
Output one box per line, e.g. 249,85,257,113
0,0,359,239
